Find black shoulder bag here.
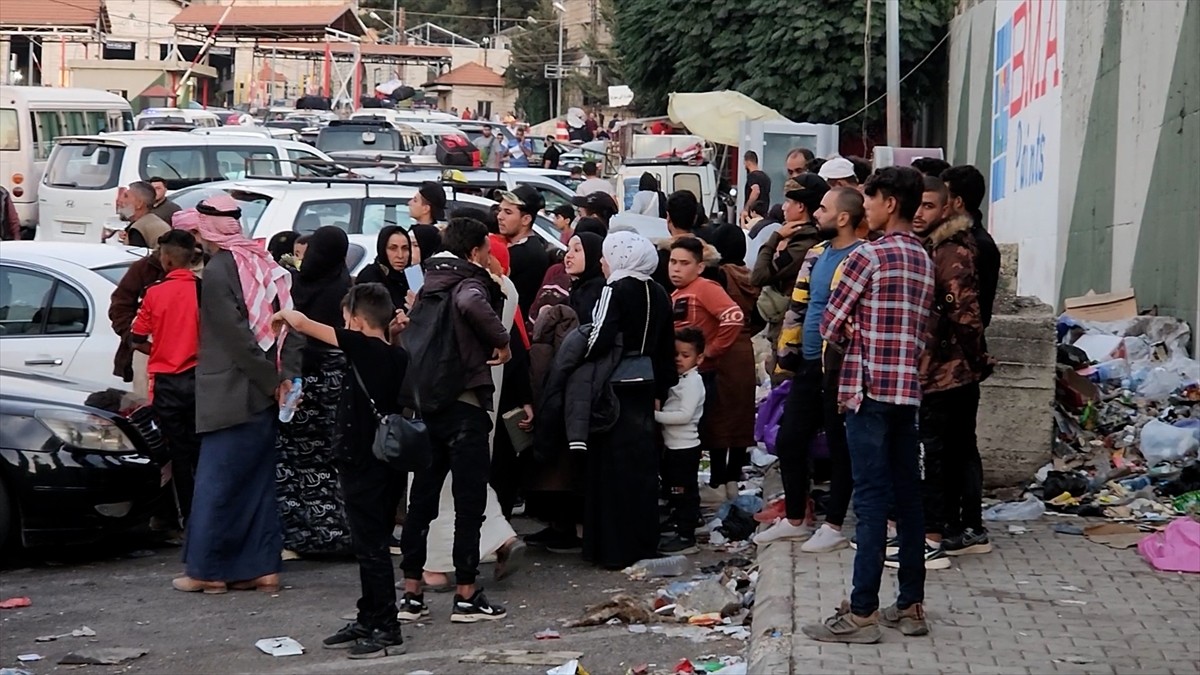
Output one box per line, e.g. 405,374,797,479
350,365,433,472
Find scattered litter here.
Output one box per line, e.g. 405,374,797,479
1054,656,1096,665
461,649,584,666
36,626,96,642
623,555,691,579
0,597,31,609
626,665,649,675
676,577,742,618
1007,525,1028,534
1060,585,1085,592
408,671,434,675
1053,523,1085,536
568,594,659,627
1137,517,1200,573
709,531,728,545
673,658,697,674
255,637,304,657
0,668,34,675
713,625,751,640
627,624,648,634
59,647,148,665
600,588,625,594
656,625,722,643
15,655,41,663
546,659,588,675
983,494,1045,521
535,629,561,640
687,613,724,626
1083,522,1145,549
1056,599,1088,606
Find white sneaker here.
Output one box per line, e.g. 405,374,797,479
800,524,850,553
699,484,726,506
753,519,813,545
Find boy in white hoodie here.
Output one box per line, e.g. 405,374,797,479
655,327,707,555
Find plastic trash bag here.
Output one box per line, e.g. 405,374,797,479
1139,419,1200,465
1137,517,1200,573
983,494,1045,521
753,380,791,455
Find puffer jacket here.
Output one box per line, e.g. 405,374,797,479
919,215,996,393
533,324,620,459
750,221,822,293
529,303,580,406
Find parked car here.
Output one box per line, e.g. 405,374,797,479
133,107,220,130
0,368,167,549
169,178,566,276
0,242,146,389
354,166,577,216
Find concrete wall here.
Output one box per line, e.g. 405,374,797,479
948,0,1200,334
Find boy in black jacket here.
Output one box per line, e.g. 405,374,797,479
273,283,410,659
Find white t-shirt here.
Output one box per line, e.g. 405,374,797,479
576,177,615,196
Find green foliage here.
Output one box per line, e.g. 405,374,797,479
505,1,558,122
610,0,955,124
360,0,543,41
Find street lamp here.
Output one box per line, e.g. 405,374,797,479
553,1,564,120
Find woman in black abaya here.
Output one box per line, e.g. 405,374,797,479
581,231,678,569
275,226,353,556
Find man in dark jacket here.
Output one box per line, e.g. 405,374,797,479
904,176,996,569
941,165,1000,327
398,217,512,625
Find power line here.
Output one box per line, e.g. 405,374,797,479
834,29,950,125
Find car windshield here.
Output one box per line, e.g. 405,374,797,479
44,143,126,190
93,262,134,284
318,128,399,153
169,186,273,235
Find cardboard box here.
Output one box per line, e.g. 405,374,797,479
1063,290,1137,322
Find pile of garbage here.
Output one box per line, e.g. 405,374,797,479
1000,314,1200,522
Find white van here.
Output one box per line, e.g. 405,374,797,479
616,159,720,216
0,86,133,230
133,108,221,130
37,132,332,242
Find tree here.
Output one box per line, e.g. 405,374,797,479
610,0,955,126
505,1,560,122
360,0,543,42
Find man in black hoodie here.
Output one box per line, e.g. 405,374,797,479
941,165,1000,327
397,217,511,625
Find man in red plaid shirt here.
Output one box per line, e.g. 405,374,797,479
803,166,935,643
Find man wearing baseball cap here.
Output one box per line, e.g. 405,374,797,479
819,157,860,190
497,184,548,317
571,191,618,231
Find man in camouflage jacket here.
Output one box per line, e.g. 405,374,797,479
910,176,996,567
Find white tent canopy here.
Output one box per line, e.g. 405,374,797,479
667,91,791,147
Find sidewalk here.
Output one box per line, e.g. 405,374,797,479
749,519,1200,674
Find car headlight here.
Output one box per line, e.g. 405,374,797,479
35,410,137,453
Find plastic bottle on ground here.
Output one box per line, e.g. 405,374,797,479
627,555,690,578
982,494,1045,521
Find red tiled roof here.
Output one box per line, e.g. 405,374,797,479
258,42,451,59
428,62,505,88
170,3,363,38
1,0,107,28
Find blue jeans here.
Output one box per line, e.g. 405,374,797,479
846,397,925,616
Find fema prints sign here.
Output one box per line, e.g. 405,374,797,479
989,0,1064,302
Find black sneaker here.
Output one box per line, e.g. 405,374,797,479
451,589,507,623
658,534,700,555
396,593,429,622
347,627,406,659
884,542,951,570
322,622,370,649
943,527,992,556
850,535,900,556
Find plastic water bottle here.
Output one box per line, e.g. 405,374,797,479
625,555,691,578
278,377,303,423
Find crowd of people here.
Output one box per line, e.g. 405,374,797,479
104,144,999,654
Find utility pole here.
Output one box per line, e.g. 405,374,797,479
885,0,900,147
556,11,564,119
392,0,398,44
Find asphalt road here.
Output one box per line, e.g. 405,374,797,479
0,521,748,674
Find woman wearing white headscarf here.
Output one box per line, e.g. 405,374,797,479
580,231,678,569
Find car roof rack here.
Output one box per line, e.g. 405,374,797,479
622,156,708,167
243,158,508,199
326,119,396,129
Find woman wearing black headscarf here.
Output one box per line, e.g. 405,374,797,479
409,223,442,270
356,225,412,311
566,231,605,322
275,226,354,557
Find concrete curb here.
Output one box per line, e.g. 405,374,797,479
748,540,795,674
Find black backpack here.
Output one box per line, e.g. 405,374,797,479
399,282,467,415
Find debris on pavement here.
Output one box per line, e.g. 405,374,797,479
36,626,96,642
59,647,148,665
675,577,742,618
623,555,691,579
1083,522,1146,549
1137,517,1200,573
255,637,304,657
535,629,561,640
461,649,584,666
15,655,41,663
0,668,35,675
0,597,32,609
546,659,589,675
567,594,659,627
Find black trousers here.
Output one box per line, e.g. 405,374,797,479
399,401,493,585
152,369,200,523
775,357,852,525
919,382,983,535
697,370,745,487
340,452,407,631
661,446,701,539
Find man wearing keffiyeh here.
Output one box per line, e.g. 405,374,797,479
172,194,304,595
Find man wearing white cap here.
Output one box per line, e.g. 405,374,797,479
819,157,860,190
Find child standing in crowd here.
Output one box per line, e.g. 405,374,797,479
272,284,410,659
654,328,707,555
129,229,201,523
666,236,745,504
